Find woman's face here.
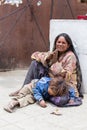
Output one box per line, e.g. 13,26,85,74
56,36,70,52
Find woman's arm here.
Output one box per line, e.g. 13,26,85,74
31,50,58,67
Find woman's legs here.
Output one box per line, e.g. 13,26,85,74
9,60,38,96
23,60,39,86
23,60,49,86
9,60,49,96
9,60,37,96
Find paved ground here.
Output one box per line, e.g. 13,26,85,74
0,69,87,130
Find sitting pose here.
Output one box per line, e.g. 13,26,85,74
9,33,83,106
4,76,76,113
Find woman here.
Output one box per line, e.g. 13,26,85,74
9,33,83,106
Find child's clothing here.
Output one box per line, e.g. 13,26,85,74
12,77,77,108
33,77,52,102
4,77,82,113
4,77,52,113
12,77,52,108
12,79,39,107
69,87,76,100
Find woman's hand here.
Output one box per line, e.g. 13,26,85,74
46,49,58,66
39,100,47,108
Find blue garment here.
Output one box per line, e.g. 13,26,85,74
69,87,76,100
33,77,51,102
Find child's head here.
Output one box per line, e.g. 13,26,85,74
48,77,68,96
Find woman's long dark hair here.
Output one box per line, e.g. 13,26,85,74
52,33,83,97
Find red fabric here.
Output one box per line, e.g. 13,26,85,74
77,15,87,20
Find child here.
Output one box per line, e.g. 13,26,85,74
33,76,68,108
4,76,68,113
4,76,75,113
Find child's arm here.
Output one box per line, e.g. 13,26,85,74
33,87,47,107
33,86,43,101
69,87,75,104
39,100,47,107
33,77,51,107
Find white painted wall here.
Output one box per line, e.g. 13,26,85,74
49,19,87,93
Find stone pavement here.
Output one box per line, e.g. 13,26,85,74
0,69,87,130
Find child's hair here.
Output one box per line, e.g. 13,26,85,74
49,76,68,96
